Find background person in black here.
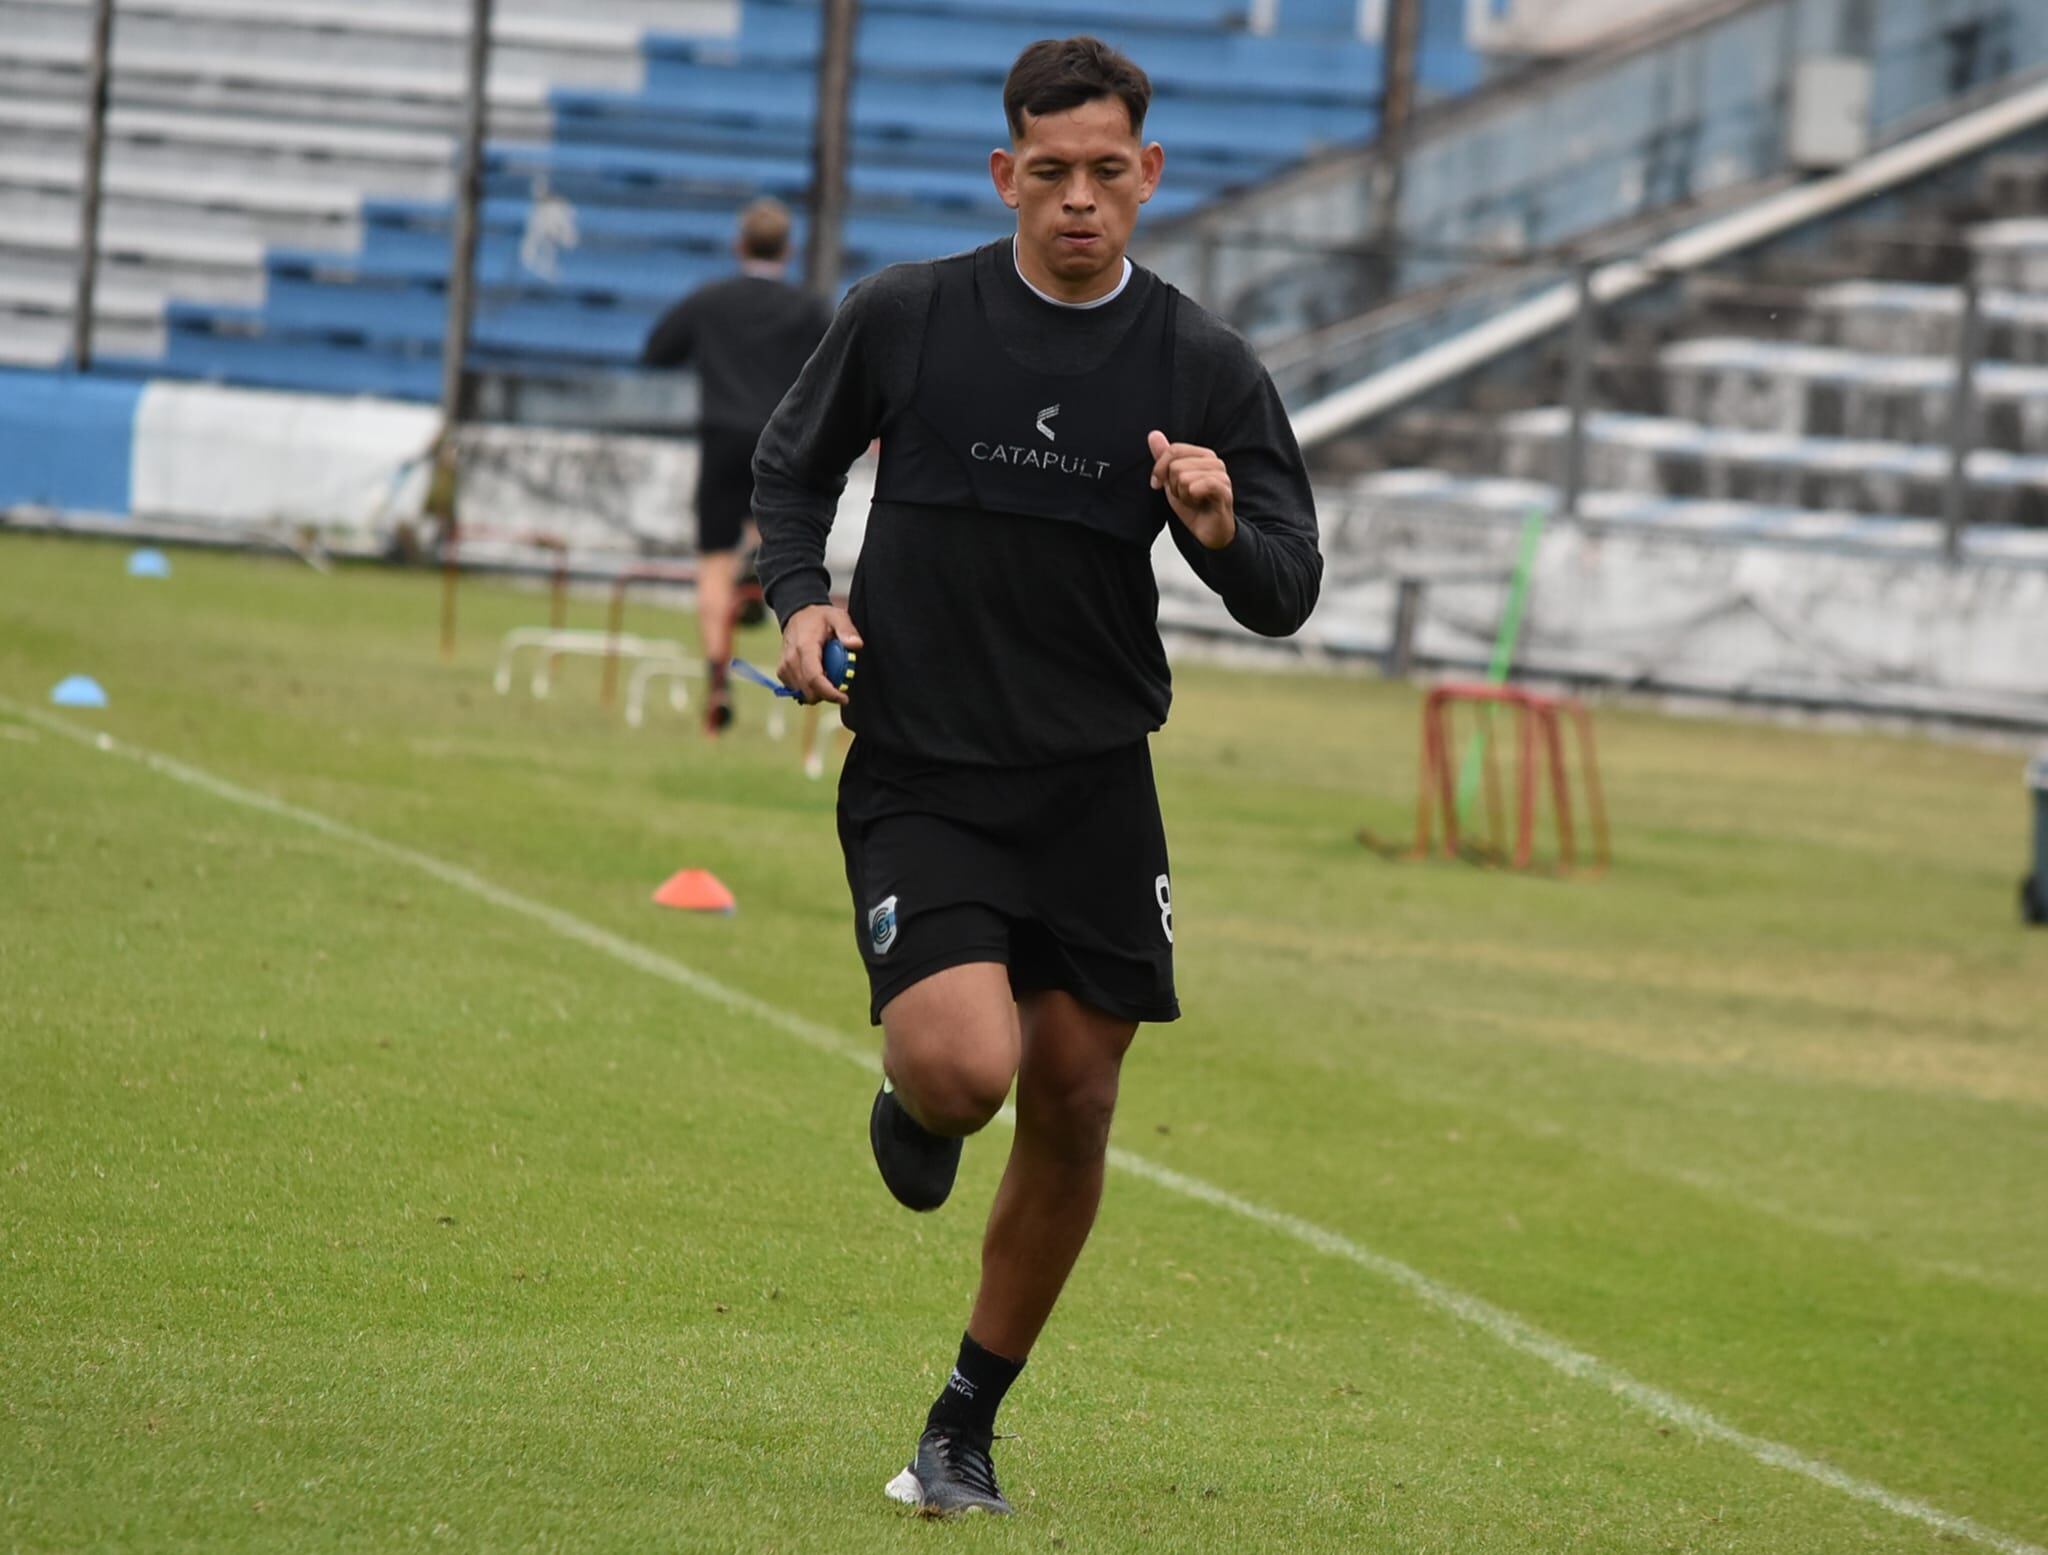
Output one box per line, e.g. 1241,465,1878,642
752,38,1321,1515
640,198,832,733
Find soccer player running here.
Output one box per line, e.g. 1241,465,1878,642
753,37,1321,1516
641,198,832,734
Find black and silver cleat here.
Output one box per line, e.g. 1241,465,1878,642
868,1084,961,1212
883,1428,1013,1517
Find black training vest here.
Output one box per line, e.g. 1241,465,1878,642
873,250,1179,549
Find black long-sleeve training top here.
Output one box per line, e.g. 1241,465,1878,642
753,239,1322,767
641,273,834,433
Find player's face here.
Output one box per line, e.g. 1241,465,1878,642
992,96,1164,302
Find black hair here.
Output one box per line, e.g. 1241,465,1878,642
1002,36,1152,140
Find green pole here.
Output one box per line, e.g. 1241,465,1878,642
1455,506,1547,822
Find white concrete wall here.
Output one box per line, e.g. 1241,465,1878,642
125,379,877,563
114,379,2048,725
1153,495,2048,725
132,381,438,541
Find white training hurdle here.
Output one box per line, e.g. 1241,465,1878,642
625,658,788,737
493,627,686,700
624,656,695,727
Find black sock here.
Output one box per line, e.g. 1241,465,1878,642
924,1331,1024,1444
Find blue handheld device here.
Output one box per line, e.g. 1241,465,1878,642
730,638,855,702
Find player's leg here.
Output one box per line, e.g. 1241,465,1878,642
700,549,741,659
842,739,1028,1209
868,957,1019,1214
692,428,753,733
889,740,1177,1510
881,961,1020,1136
967,988,1135,1357
886,988,1134,1517
696,546,739,731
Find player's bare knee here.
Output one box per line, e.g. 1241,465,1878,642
1022,1069,1120,1165
900,1048,1013,1135
885,1024,1015,1136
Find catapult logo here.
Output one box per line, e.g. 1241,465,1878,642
971,404,1111,480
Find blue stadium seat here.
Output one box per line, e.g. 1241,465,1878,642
363,197,1006,270
268,242,730,308
481,140,1213,216
665,7,1385,104
847,0,1251,25
164,310,445,399
243,276,655,363
74,0,1485,397
555,71,1371,162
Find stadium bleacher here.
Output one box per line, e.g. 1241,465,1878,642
2,0,1478,399
1351,157,2048,543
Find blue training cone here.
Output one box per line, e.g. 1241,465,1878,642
50,675,108,709
127,548,171,578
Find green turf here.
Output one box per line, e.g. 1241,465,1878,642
2,534,2043,1554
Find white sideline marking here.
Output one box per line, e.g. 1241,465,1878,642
10,697,2042,1555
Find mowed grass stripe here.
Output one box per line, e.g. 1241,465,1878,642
11,693,2040,1555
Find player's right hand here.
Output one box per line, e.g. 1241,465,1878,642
779,602,863,706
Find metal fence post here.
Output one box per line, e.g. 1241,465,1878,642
69,0,116,372
1383,576,1424,679
1941,268,1983,565
1560,259,1597,520
438,0,493,441
1363,0,1418,306
433,0,493,659
805,0,860,301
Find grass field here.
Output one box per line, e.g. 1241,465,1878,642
3,534,2044,1554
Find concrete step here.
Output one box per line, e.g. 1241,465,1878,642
1980,153,2048,218
0,155,362,250
1351,468,2048,566
1497,408,2048,527
3,0,736,48
1672,275,1824,344
2,32,565,119
0,294,168,365
1806,280,2048,365
0,205,265,306
1660,336,2048,454
1823,223,1974,287
0,99,455,199
0,54,555,138
0,0,643,82
0,267,176,320
1969,219,2048,292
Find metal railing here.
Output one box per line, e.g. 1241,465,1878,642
1147,0,2048,347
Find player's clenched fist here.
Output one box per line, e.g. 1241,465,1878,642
1146,429,1237,551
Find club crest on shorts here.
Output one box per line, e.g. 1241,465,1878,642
868,894,900,956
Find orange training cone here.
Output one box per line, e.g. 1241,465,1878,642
652,868,737,914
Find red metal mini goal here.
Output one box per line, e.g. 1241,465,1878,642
1412,683,1610,874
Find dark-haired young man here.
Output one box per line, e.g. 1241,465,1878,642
642,197,832,733
753,37,1321,1515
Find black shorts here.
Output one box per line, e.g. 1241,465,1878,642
837,738,1179,1027
695,424,758,554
